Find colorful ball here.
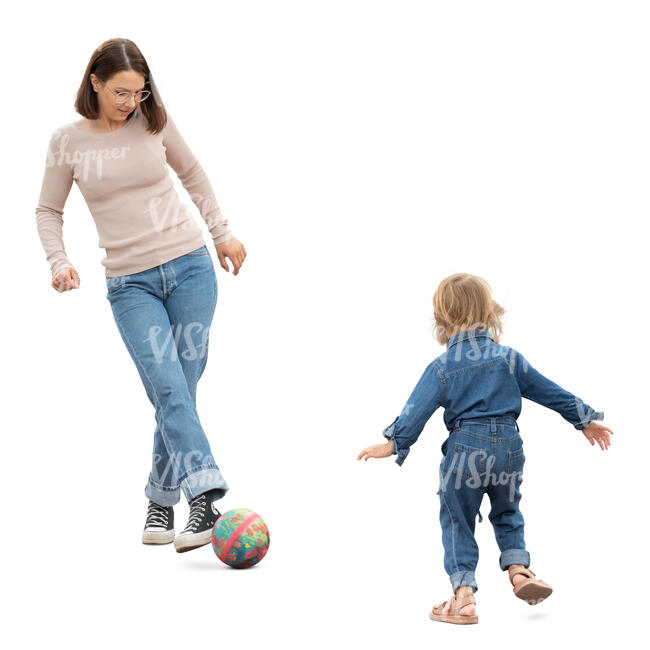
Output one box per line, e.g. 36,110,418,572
211,508,270,568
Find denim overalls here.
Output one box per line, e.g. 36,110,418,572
381,328,604,592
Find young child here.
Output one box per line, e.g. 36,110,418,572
357,273,613,625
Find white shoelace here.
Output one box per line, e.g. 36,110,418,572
181,495,206,533
145,502,169,529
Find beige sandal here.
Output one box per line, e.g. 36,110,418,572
508,566,553,605
429,593,478,625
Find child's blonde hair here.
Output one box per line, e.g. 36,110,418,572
432,273,505,345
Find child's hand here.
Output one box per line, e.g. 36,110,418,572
582,421,614,450
357,440,394,461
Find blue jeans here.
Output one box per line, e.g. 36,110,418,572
105,244,228,506
437,415,530,593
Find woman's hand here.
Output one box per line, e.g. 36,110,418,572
215,237,247,276
357,440,394,461
582,421,614,450
51,267,80,293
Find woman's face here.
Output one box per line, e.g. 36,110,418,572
90,70,147,121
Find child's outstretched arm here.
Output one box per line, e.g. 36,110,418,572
511,348,613,448
357,361,443,465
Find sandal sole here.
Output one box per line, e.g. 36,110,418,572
514,580,553,605
429,614,478,625
429,612,478,624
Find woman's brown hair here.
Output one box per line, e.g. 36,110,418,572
74,38,167,135
431,273,505,345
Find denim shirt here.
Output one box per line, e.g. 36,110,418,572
382,329,604,466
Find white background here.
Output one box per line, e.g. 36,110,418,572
3,1,648,647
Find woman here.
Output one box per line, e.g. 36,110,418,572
34,38,247,553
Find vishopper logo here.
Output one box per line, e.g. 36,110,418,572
151,449,218,488
145,191,227,234
144,197,197,234
439,320,528,377
186,191,224,226
445,321,501,362
144,322,210,363
106,275,130,291
439,449,523,502
47,128,130,181
401,402,415,417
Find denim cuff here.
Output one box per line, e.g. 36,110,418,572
499,548,531,571
145,477,181,507
395,452,408,466
382,417,409,466
382,416,398,451
574,409,605,430
180,465,229,502
449,570,478,593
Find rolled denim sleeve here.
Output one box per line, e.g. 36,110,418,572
513,350,604,430
382,362,443,466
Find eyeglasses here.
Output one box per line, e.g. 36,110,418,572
103,80,151,104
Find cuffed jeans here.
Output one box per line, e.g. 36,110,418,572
437,416,530,593
105,244,228,506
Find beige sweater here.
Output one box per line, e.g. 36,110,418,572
35,105,232,278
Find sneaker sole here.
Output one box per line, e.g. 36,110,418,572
174,529,212,553
142,529,176,545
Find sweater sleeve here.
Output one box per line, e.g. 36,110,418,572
35,128,75,279
162,112,232,246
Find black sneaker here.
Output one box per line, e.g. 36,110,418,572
174,490,222,553
142,500,175,545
